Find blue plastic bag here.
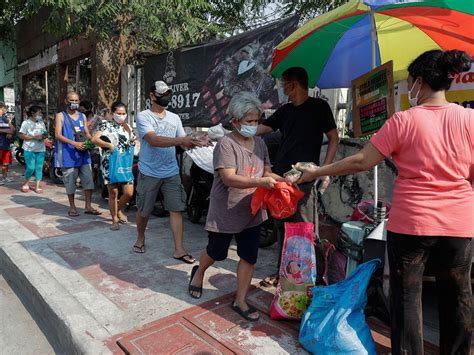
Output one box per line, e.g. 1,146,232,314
299,259,380,355
108,146,134,184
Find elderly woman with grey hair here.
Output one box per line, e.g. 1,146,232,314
188,92,282,321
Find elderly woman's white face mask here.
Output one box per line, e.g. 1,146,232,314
233,111,259,138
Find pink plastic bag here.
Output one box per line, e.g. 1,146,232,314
270,222,316,320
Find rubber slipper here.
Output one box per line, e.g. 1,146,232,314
260,274,279,287
118,217,128,224
133,244,145,253
231,303,260,321
68,210,80,217
188,265,202,299
110,223,120,231
84,209,102,215
174,254,195,264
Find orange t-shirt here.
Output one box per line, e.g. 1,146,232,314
370,103,473,237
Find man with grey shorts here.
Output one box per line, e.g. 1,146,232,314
133,81,204,261
54,91,101,217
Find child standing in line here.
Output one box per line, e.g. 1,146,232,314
19,106,48,193
0,102,15,185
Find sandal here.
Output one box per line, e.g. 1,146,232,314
68,210,80,217
188,265,202,299
110,223,120,231
231,303,260,322
21,185,30,193
133,244,145,253
117,213,128,224
174,254,196,264
84,209,102,215
260,274,279,287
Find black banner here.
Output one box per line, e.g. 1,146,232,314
144,16,299,127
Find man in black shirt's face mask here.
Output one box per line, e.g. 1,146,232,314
257,67,340,286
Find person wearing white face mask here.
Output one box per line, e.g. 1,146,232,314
188,92,283,322
19,106,48,193
92,101,135,230
296,49,473,355
55,91,101,217
256,67,339,287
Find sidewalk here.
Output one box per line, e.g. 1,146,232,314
0,162,440,354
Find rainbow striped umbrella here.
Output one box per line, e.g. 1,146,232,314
271,0,474,88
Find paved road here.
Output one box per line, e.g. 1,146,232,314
0,272,55,355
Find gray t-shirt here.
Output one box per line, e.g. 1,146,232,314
205,134,270,234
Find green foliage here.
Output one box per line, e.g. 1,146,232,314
0,0,347,51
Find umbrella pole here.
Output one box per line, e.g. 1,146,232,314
370,8,379,207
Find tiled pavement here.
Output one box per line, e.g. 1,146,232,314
0,163,442,354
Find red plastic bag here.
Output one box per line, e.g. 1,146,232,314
270,222,316,320
351,200,391,224
251,182,304,220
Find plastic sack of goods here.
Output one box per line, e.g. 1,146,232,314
299,259,380,354
270,222,316,320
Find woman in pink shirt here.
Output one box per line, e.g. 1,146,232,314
297,49,473,355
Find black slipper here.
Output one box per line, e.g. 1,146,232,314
231,303,260,321
188,265,202,299
174,254,195,264
84,209,102,215
133,244,145,253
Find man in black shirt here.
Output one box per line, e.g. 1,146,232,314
257,67,339,285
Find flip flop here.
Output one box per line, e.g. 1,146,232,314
21,185,30,193
110,223,120,231
118,217,128,224
260,274,279,287
68,210,80,217
35,188,43,194
84,209,102,215
231,303,260,322
174,254,196,264
133,244,145,253
188,265,202,299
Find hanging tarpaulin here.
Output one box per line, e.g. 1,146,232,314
351,61,395,137
143,16,299,127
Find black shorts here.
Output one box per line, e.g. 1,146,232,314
206,225,261,265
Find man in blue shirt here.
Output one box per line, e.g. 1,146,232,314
133,81,204,261
54,91,101,217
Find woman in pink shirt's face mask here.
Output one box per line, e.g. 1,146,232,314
296,49,473,355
